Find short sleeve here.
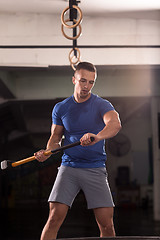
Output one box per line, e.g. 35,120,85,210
98,98,115,118
52,103,63,126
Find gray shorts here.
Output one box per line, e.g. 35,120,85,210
48,165,115,209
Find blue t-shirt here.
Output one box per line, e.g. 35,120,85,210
52,93,114,168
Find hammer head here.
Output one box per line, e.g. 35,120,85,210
1,160,12,170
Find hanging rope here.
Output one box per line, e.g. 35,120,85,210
61,1,83,70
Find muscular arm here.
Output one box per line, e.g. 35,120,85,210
80,110,121,145
35,124,64,162
46,124,64,151
96,110,121,141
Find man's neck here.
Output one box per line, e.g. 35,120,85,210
74,93,91,103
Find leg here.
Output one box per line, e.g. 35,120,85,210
93,207,116,237
40,202,69,240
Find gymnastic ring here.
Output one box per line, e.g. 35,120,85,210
69,48,81,63
61,20,82,40
71,60,81,71
70,54,80,65
71,63,76,71
61,5,82,29
69,48,81,65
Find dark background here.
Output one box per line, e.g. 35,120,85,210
0,66,160,239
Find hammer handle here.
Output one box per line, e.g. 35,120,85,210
11,137,95,168
11,141,81,168
11,150,52,168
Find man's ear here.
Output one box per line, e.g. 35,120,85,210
72,76,75,85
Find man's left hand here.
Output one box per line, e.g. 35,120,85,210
80,133,98,146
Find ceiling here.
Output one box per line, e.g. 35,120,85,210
0,0,159,19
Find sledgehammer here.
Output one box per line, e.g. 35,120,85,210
1,137,95,170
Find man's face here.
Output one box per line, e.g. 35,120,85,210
72,69,96,100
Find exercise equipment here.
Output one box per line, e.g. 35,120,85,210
61,19,82,40
61,0,82,70
61,5,82,29
1,137,95,170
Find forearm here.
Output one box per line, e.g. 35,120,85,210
97,121,121,141
80,121,121,146
80,111,121,146
96,110,122,141
35,124,64,162
45,124,63,151
46,135,62,151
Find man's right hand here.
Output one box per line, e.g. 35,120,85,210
34,149,51,162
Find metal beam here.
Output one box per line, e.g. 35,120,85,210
0,45,159,49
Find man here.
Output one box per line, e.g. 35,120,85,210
35,62,121,240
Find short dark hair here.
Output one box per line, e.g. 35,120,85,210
76,62,97,74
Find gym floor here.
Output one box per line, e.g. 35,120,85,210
1,200,160,240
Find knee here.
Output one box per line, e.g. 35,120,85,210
100,219,114,230
47,203,68,229
48,209,63,228
99,220,115,236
